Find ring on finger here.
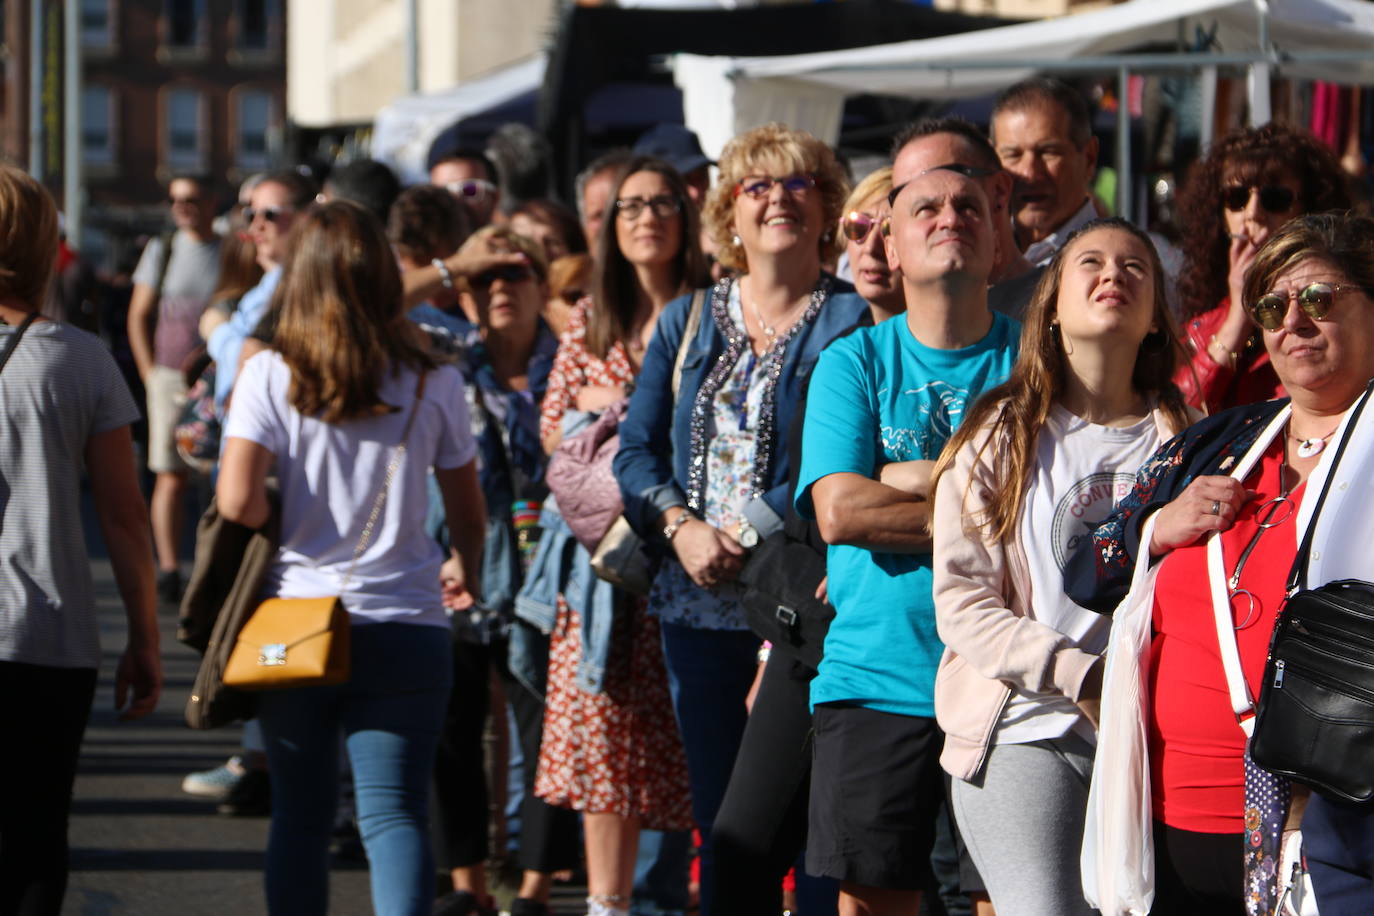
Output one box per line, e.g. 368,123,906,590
1210,499,1222,516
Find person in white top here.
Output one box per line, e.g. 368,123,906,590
929,218,1194,916
217,201,486,916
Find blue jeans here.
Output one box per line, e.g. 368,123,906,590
659,622,760,915
256,622,452,916
1304,792,1374,915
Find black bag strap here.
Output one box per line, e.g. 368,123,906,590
1286,378,1374,593
0,312,38,376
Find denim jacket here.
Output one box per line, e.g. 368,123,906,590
614,277,870,543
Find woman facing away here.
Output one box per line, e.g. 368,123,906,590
930,218,1193,916
0,163,161,916
216,200,487,916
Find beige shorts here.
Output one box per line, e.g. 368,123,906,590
145,365,190,474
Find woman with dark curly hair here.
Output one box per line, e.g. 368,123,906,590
1172,123,1352,414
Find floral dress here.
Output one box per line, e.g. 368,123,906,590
534,302,693,827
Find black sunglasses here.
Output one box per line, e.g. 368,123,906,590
243,206,291,225
556,287,584,306
470,264,534,289
1222,185,1296,214
887,163,999,207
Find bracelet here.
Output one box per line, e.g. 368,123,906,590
757,644,771,664
663,509,693,542
1207,334,1239,371
431,258,455,290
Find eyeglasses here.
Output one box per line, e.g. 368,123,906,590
887,163,998,207
243,206,292,225
1222,184,1297,214
841,211,891,243
469,264,534,290
169,195,201,206
1249,282,1367,331
614,195,681,221
446,179,497,200
556,287,584,306
733,174,816,200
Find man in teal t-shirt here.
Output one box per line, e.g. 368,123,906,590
796,142,1019,912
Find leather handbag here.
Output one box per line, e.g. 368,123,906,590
738,525,832,671
1252,381,1374,805
590,515,657,596
221,372,426,691
546,397,631,552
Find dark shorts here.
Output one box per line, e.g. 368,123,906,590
805,703,945,890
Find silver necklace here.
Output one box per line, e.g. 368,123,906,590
746,285,804,344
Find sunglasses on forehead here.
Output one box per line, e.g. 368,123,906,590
1248,281,1368,331
886,163,999,207
1222,184,1296,214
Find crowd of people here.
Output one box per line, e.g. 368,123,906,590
4,73,1374,916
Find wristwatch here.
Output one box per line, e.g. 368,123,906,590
737,521,760,550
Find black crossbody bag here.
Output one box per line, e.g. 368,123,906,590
1251,380,1374,804
737,509,832,672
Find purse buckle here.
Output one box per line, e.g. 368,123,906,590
259,643,288,667
774,605,798,628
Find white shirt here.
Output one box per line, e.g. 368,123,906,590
225,352,477,627
1298,386,1374,588
999,404,1162,745
1022,197,1098,268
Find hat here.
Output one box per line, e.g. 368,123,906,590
634,124,713,176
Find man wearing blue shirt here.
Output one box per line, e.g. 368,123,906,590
796,150,1019,915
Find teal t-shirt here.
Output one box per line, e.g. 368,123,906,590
796,311,1020,717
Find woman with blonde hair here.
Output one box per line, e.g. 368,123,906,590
614,123,869,913
930,218,1192,915
0,164,161,913
217,201,486,915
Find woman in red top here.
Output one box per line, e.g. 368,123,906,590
1172,124,1351,415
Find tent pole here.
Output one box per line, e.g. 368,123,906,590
1200,65,1217,153
1117,66,1131,224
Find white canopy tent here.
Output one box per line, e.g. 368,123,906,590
372,54,547,185
674,0,1374,217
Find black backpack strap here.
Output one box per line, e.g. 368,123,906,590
0,312,38,376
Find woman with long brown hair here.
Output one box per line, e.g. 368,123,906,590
930,218,1193,915
216,201,487,916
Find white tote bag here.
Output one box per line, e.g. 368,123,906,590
1081,513,1162,916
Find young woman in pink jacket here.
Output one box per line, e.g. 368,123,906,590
929,218,1194,915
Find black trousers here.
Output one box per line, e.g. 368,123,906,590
431,625,579,874
0,661,97,916
1150,820,1244,915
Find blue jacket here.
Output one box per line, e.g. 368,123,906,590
614,278,870,543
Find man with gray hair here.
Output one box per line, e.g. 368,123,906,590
575,150,634,251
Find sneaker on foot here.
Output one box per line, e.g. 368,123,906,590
181,755,247,800
217,767,271,816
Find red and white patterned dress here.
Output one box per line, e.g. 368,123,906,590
535,303,693,828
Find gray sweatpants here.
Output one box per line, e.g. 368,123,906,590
950,732,1097,916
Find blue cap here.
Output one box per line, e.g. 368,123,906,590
633,124,713,177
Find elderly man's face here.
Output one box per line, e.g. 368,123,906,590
993,103,1097,245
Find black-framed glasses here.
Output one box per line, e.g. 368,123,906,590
840,211,891,243
469,264,534,290
243,206,291,225
446,179,497,200
1222,184,1296,214
733,174,816,200
614,195,681,221
1249,282,1367,331
887,163,998,207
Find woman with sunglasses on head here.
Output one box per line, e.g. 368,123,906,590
614,124,869,915
1173,124,1352,414
1067,212,1374,914
533,155,704,916
930,218,1192,916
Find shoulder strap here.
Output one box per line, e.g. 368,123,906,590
1286,378,1374,594
153,230,177,302
0,313,38,376
670,287,707,403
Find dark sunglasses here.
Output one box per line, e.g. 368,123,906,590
841,211,891,243
733,174,816,200
1249,282,1365,331
169,195,201,206
887,163,998,207
470,264,534,289
614,195,681,221
556,287,584,306
1222,184,1296,214
243,206,291,225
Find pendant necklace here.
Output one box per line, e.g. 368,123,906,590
1289,422,1338,459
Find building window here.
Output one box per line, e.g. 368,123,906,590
236,0,279,51
80,0,112,48
164,0,206,49
235,90,275,170
165,88,205,170
81,84,116,166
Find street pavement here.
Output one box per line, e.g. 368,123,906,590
64,502,588,915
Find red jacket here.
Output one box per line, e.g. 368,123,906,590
1173,300,1284,414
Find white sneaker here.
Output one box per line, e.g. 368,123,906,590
181,755,247,800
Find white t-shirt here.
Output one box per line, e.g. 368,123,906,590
224,351,477,628
997,404,1162,745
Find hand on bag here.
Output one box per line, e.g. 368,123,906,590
440,556,476,611
1148,475,1254,557
115,641,162,721
673,520,745,589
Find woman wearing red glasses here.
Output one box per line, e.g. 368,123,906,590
614,123,868,914
1173,124,1351,414
839,166,904,324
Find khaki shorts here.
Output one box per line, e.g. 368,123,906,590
145,365,190,474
